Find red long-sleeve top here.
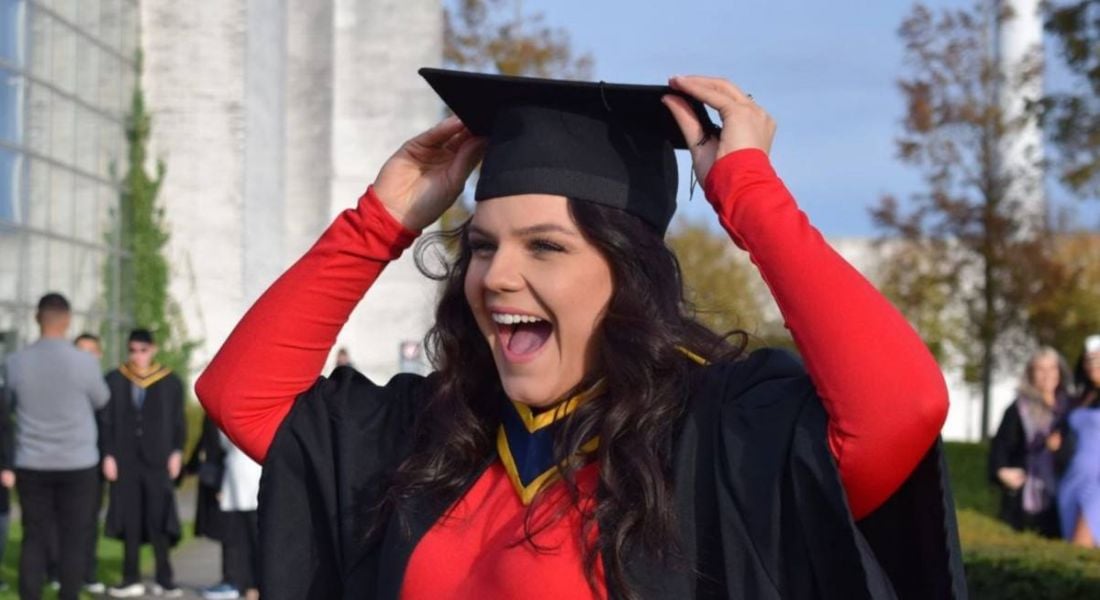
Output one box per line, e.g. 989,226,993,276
196,149,948,596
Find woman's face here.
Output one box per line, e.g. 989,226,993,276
464,194,613,407
1030,354,1061,396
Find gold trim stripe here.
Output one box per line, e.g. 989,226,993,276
119,362,173,389
676,346,710,365
510,380,607,434
497,428,600,505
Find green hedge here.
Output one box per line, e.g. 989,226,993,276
944,441,998,517
946,442,1100,599
960,509,1100,598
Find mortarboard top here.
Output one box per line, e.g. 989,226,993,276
419,68,720,235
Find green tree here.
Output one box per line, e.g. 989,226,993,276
1044,0,1100,198
667,220,777,346
1026,232,1100,363
871,2,1051,438
103,69,197,379
444,0,593,78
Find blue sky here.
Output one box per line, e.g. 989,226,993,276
516,0,1099,237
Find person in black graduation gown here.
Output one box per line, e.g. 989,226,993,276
101,329,185,597
198,70,967,599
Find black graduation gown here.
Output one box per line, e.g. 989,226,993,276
182,415,227,541
258,349,967,599
102,368,186,545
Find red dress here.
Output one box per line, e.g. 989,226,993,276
196,149,949,598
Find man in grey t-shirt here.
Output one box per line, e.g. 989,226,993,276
3,293,109,600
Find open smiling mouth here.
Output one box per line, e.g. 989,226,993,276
492,313,554,361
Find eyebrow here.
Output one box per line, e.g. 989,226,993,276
468,223,579,238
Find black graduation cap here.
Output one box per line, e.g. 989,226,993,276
419,68,720,235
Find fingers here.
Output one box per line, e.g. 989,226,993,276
449,135,488,183
662,94,718,154
662,94,704,143
411,115,469,148
662,93,717,183
671,75,751,106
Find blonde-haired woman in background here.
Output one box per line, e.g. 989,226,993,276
989,346,1072,538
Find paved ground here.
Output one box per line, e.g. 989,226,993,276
87,487,226,599
89,536,221,599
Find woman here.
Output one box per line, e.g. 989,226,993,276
1057,340,1100,547
197,70,963,599
989,347,1072,538
209,433,263,600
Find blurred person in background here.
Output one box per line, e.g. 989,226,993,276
184,416,229,597
989,346,1073,538
201,434,262,600
0,368,13,592
73,332,108,594
334,347,353,368
101,329,186,598
1057,335,1100,547
2,293,110,600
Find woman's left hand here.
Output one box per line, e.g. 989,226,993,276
662,75,776,184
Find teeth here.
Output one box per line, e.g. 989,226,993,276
491,313,545,325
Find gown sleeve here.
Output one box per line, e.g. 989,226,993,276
258,367,431,600
637,350,965,600
703,149,949,519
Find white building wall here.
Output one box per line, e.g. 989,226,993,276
141,1,249,368
827,237,1020,441
242,0,288,304
142,1,442,381
284,0,334,260
328,0,443,382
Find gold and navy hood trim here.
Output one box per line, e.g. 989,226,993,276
495,348,708,504
496,381,605,505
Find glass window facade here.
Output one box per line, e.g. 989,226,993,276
0,0,139,371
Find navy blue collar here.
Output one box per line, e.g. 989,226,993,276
496,382,604,504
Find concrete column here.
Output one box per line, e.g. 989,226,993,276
996,0,1045,232
329,0,443,381
141,0,249,368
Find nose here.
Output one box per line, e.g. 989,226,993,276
481,246,525,293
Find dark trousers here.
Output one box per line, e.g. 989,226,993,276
15,467,98,600
117,465,174,586
222,511,259,591
83,475,105,582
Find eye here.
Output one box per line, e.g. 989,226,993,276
529,238,566,255
468,238,496,258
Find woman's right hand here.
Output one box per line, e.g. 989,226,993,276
373,116,486,231
997,467,1026,491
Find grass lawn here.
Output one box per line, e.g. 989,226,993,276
0,521,194,599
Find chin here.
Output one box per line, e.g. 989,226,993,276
497,375,560,408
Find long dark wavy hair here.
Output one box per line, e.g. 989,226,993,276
380,198,746,597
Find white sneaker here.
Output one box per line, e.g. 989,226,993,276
201,582,242,599
151,583,185,597
84,581,107,594
107,582,145,598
